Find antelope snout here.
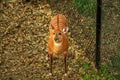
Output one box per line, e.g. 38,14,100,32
54,37,59,42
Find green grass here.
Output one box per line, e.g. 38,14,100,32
110,54,120,79
72,0,96,17
76,61,116,80
111,54,120,68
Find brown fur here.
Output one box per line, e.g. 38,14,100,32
48,14,69,73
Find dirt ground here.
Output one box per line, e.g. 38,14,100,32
0,0,119,80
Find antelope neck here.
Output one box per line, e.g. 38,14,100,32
54,41,62,47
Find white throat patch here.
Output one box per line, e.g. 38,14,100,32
54,42,62,47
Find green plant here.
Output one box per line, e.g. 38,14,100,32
100,65,116,80
72,0,96,17
82,62,90,70
76,60,116,80
111,54,120,68
110,54,120,79
115,72,120,79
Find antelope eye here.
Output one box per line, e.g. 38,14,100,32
58,33,61,35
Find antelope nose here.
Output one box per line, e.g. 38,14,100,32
54,38,59,42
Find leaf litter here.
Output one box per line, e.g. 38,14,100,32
1,0,118,80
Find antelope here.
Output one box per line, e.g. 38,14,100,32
48,14,69,74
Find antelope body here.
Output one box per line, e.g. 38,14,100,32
48,14,69,73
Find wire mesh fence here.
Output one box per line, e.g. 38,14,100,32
101,0,120,79
71,0,120,79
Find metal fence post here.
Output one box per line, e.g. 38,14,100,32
96,0,102,70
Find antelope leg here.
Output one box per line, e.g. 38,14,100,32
64,56,67,73
50,55,53,73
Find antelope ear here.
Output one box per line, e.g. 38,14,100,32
62,27,69,33
50,24,54,30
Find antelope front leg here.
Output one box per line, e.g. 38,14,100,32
50,54,53,73
63,51,67,73
48,53,53,74
64,56,67,73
